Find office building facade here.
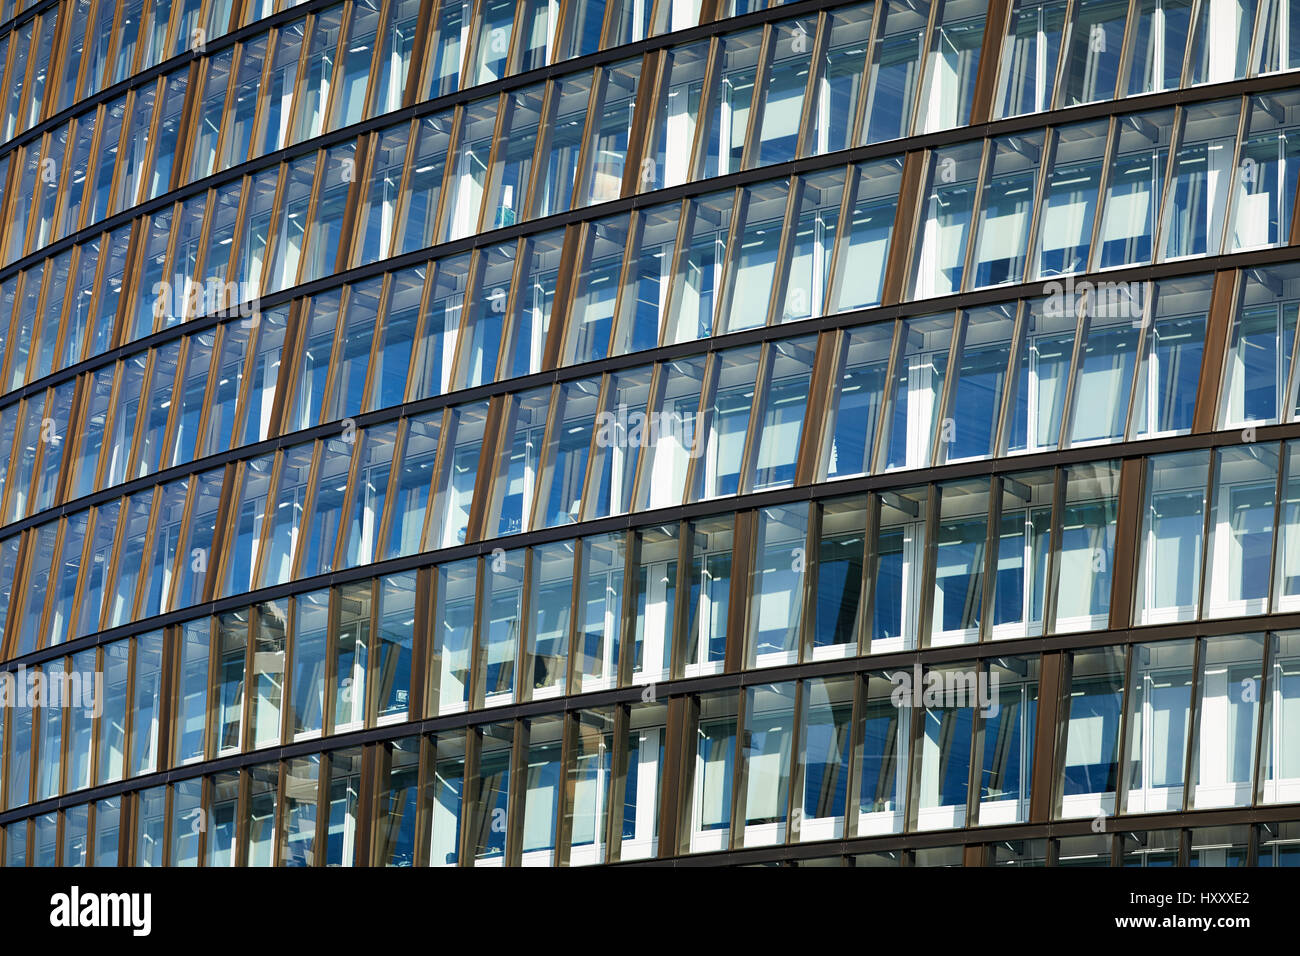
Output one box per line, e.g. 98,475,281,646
0,0,1296,866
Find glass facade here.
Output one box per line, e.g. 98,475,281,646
0,0,1297,867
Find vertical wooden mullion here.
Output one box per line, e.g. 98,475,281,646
1149,103,1191,262
287,443,325,584
929,310,968,467
238,605,258,753
620,51,662,198
880,151,926,306
735,342,772,496
575,371,613,523
605,703,629,861
670,520,692,681
763,177,805,328
1251,632,1276,807
727,684,749,851
524,384,563,533
725,510,756,673
857,493,881,657
678,347,717,503
492,237,531,382
868,322,905,474
968,0,1014,126
710,186,749,336
794,12,832,160
740,25,777,173
280,12,320,150
1177,637,1204,813
686,37,724,184
905,0,943,137
504,718,528,866
1214,96,1253,258
329,425,366,576
1192,270,1240,434
403,0,438,110
1029,649,1065,823
978,477,1004,643
568,66,606,211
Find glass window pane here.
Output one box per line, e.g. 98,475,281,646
879,314,955,472
981,657,1038,823
629,526,679,686
642,41,709,192
332,582,371,733
1059,0,1128,106
1125,0,1194,96
1188,0,1259,85
689,690,738,853
823,323,894,480
567,215,631,367
1219,264,1300,428
754,18,816,165
611,205,681,355
971,133,1043,289
701,28,762,179
930,480,991,646
1226,91,1300,253
721,181,788,333
1128,274,1208,440
1004,297,1078,455
747,506,808,667
910,142,981,299
1192,633,1265,808
915,0,985,133
215,611,248,755
812,497,867,658
526,542,574,700
940,304,1018,463
281,754,321,866
637,356,705,511
868,486,930,652
396,112,454,257
694,345,761,500
685,515,733,676
739,683,796,847
1135,450,1210,625
291,589,329,739
856,672,909,834
484,85,544,229
480,549,524,707
249,601,287,748
1124,639,1195,813
1033,120,1109,280
1057,645,1125,818
862,0,928,143
1203,443,1280,618
1052,461,1120,633
520,716,564,866
1157,100,1242,262
384,413,441,561
582,59,642,207
470,723,513,864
